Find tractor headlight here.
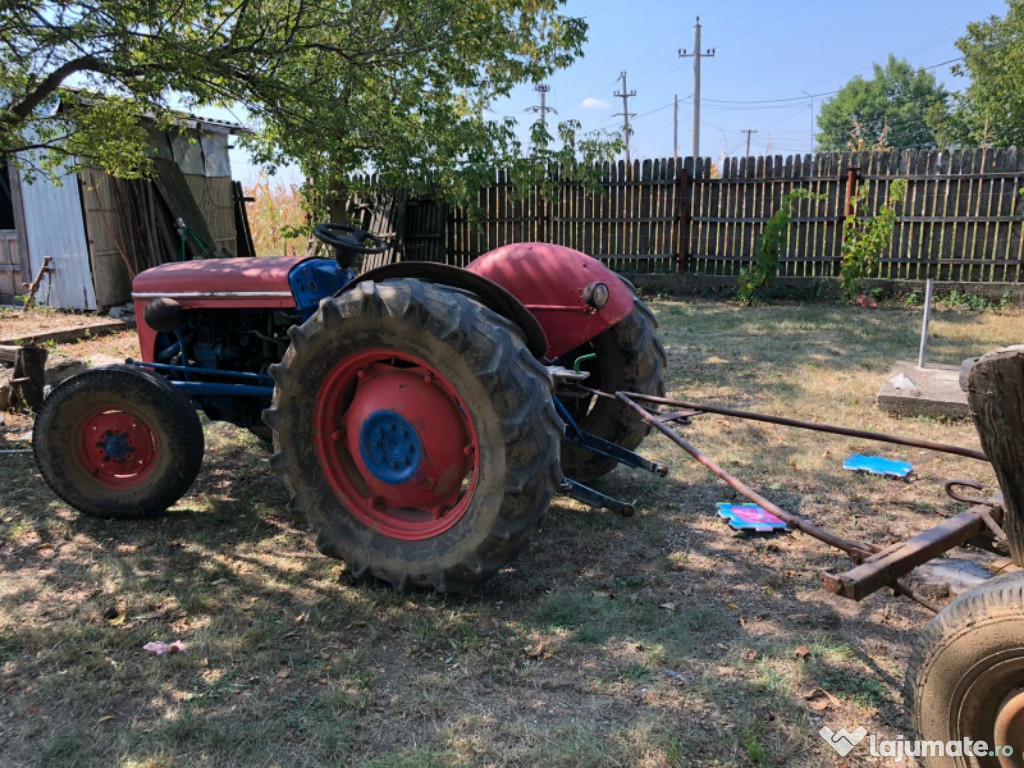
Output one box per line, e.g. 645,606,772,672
583,281,610,311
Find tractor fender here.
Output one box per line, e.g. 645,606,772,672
466,243,634,359
347,262,548,359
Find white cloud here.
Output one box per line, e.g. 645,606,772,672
581,97,610,110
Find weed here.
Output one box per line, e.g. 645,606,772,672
743,730,770,764
738,189,822,305
839,179,907,302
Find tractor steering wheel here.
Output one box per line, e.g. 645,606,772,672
313,223,388,259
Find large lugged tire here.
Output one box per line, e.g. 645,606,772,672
33,366,204,518
559,299,666,483
905,570,1024,767
265,279,561,593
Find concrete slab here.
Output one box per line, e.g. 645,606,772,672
877,361,969,421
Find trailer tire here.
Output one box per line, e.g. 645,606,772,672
559,299,666,483
905,570,1024,767
265,279,561,593
33,365,204,518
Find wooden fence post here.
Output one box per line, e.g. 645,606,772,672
843,165,860,218
676,165,691,273
535,184,546,243
967,347,1024,566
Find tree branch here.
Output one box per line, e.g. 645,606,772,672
9,55,107,119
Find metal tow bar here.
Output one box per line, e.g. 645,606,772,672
610,390,999,611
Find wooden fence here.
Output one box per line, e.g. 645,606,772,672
354,148,1024,284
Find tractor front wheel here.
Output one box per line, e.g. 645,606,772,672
905,570,1024,767
33,365,204,518
265,279,561,593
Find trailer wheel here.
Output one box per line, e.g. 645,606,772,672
905,570,1024,767
559,299,666,483
33,366,204,518
265,279,561,593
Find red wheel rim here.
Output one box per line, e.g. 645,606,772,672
78,409,158,489
313,349,480,541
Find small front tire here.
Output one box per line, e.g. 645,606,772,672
33,366,204,518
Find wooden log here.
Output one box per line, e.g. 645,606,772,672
968,347,1024,566
0,367,12,410
11,346,47,409
0,344,20,364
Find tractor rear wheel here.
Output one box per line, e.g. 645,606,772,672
905,570,1024,767
265,279,561,593
559,299,666,483
33,365,204,518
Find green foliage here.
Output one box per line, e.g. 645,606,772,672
737,189,819,305
0,1,620,210
839,179,907,302
816,56,950,151
940,289,1014,313
941,1,1024,148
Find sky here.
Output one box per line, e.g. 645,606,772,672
231,0,1011,184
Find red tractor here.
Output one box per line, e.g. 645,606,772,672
33,225,665,592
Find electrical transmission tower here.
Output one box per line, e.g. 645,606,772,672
613,71,637,165
526,83,557,129
679,17,715,159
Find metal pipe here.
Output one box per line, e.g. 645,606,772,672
617,393,880,560
917,278,934,368
615,390,988,462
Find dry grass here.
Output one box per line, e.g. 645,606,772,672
1,297,1021,767
244,174,308,258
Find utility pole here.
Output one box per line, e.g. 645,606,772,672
613,71,637,165
802,90,814,152
741,129,758,157
673,94,679,161
526,83,557,129
679,17,715,159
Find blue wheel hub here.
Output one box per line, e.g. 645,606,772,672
358,410,422,484
99,431,133,463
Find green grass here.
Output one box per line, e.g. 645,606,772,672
1,296,1020,766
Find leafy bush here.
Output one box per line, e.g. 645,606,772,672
737,189,820,305
839,179,907,302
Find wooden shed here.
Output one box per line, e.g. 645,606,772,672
0,114,252,309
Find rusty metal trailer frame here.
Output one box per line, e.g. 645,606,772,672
566,385,1011,612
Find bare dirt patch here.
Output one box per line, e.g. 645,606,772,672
0,306,121,342
0,297,1020,767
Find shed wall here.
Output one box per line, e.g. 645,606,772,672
18,161,95,310
0,230,20,301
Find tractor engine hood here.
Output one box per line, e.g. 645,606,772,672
131,256,306,308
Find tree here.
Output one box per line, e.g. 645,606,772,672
941,0,1024,148
815,56,950,152
0,1,618,213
